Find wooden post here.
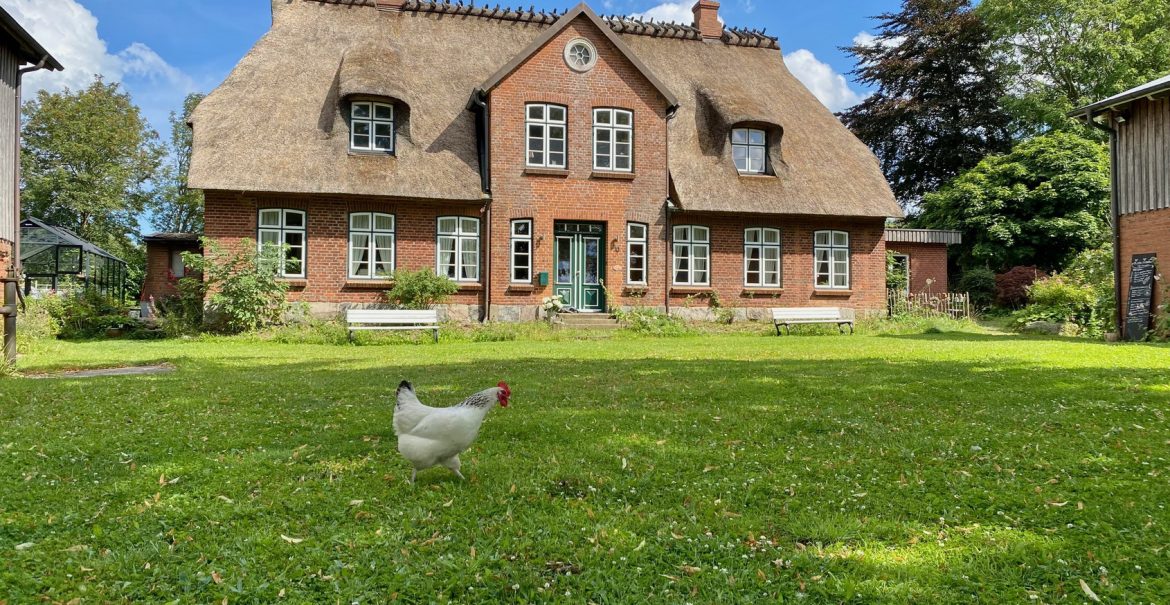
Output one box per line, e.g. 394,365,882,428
2,278,16,365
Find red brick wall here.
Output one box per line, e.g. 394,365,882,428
1119,208,1170,332
886,242,950,293
669,213,888,312
204,190,484,306
141,241,201,303
487,15,671,316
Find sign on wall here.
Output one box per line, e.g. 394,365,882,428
1125,253,1157,341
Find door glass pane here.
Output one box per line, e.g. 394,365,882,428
557,239,572,283
584,239,599,284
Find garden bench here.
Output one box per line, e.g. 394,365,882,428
346,309,440,343
771,307,855,335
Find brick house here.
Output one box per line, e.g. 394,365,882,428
884,229,962,293
140,232,201,316
1075,74,1170,338
189,0,901,321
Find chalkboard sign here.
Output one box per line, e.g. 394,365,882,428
1125,253,1157,341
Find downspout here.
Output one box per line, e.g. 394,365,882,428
1084,110,1123,336
663,104,679,316
471,91,492,321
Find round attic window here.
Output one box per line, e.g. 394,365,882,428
565,38,598,72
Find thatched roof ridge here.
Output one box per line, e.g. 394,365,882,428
189,0,899,217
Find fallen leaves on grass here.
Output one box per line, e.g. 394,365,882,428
1080,579,1101,602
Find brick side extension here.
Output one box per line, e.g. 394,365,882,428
886,241,950,293
1119,207,1170,330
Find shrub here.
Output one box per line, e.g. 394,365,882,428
995,266,1047,308
887,251,910,291
1010,276,1096,331
614,307,691,336
16,295,63,343
385,269,458,309
183,240,290,334
1062,243,1116,333
956,267,997,310
50,289,134,339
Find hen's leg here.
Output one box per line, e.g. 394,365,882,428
443,455,465,481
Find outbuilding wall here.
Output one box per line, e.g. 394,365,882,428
1118,207,1169,330
885,241,950,293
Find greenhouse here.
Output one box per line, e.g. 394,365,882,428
19,217,128,301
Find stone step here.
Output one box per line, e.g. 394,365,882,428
556,314,621,329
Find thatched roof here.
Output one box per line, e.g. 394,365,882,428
189,0,900,218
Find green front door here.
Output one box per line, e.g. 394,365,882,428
554,222,605,312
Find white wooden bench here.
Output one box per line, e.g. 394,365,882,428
346,309,440,343
771,307,855,335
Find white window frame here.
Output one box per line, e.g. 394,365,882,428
593,108,634,172
257,209,306,278
672,225,710,286
350,101,395,153
732,128,767,174
626,222,648,285
890,253,910,291
814,230,851,289
744,227,782,287
525,103,567,169
437,216,480,282
169,250,185,279
348,212,396,280
510,219,533,283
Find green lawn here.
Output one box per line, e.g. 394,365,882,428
2,329,1169,603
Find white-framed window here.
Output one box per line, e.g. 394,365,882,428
350,101,395,153
744,228,781,287
437,216,480,282
593,108,633,172
565,38,598,72
672,225,710,286
511,219,532,283
526,103,567,169
348,212,395,279
627,222,648,285
258,209,306,278
814,230,850,289
732,128,766,174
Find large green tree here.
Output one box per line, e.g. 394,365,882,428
21,77,164,260
149,93,205,234
980,0,1170,132
839,0,1017,209
916,131,1110,272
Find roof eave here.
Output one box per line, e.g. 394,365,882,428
1070,75,1170,118
0,8,63,72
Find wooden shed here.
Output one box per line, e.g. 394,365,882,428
1075,74,1170,340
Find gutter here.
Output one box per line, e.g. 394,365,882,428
1081,110,1124,336
663,104,679,317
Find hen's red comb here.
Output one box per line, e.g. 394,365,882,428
498,381,511,395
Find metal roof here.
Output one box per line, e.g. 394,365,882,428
0,7,64,72
20,217,126,263
1071,73,1170,117
884,228,962,245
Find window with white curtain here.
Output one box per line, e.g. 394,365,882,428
744,228,781,287
814,230,850,289
257,209,306,278
672,225,710,286
437,217,480,282
348,212,395,279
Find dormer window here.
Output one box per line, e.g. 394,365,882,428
732,128,766,174
350,101,394,153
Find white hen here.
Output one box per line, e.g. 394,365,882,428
393,380,511,483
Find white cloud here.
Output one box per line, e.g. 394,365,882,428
853,30,905,50
630,2,694,25
0,0,198,134
783,49,867,112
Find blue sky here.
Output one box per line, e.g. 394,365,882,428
0,0,899,137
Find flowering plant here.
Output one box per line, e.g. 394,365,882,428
541,294,566,313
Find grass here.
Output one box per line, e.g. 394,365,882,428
2,325,1169,603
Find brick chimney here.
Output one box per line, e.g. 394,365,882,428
376,0,405,11
692,0,723,40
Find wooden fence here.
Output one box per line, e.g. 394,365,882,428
887,289,972,319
